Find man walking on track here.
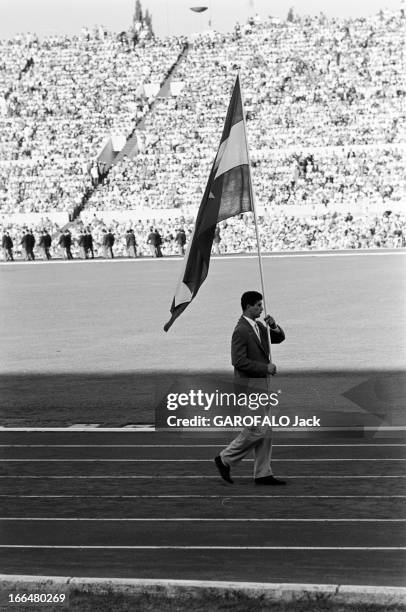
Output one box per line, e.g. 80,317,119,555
215,291,286,486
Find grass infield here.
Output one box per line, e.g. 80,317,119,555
0,254,405,426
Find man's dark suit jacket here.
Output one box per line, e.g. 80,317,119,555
231,316,285,379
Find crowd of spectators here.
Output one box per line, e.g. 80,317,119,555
0,9,405,249
2,211,404,261
253,146,405,210
180,9,405,149
87,9,405,215
0,26,186,214
87,145,405,212
0,158,92,214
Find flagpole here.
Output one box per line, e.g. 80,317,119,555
239,71,276,463
238,71,273,363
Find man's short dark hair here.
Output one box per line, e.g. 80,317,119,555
241,291,262,311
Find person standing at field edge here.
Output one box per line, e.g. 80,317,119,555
103,229,115,258
2,231,14,261
125,228,137,258
213,226,221,254
64,230,73,259
215,291,286,486
38,229,52,260
85,228,94,259
21,229,35,261
175,228,186,255
155,228,163,257
78,229,87,259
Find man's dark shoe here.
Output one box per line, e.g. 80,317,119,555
215,456,233,483
254,475,286,486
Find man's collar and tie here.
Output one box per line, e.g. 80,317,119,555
243,315,261,340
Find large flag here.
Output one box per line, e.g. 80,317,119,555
164,75,253,332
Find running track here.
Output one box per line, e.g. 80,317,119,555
0,429,405,586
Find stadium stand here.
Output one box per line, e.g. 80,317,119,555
87,10,405,214
1,9,405,259
0,27,185,216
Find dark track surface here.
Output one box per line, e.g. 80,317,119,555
1,430,405,586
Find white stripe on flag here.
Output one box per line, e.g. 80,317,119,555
174,281,193,308
214,120,249,180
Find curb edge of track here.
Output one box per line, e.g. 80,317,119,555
0,575,405,605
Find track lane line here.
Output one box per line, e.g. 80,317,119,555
1,458,405,461
1,518,405,522
1,426,406,432
0,475,404,479
0,545,404,550
1,494,404,498
2,444,405,447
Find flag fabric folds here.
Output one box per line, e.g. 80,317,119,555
164,75,253,332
